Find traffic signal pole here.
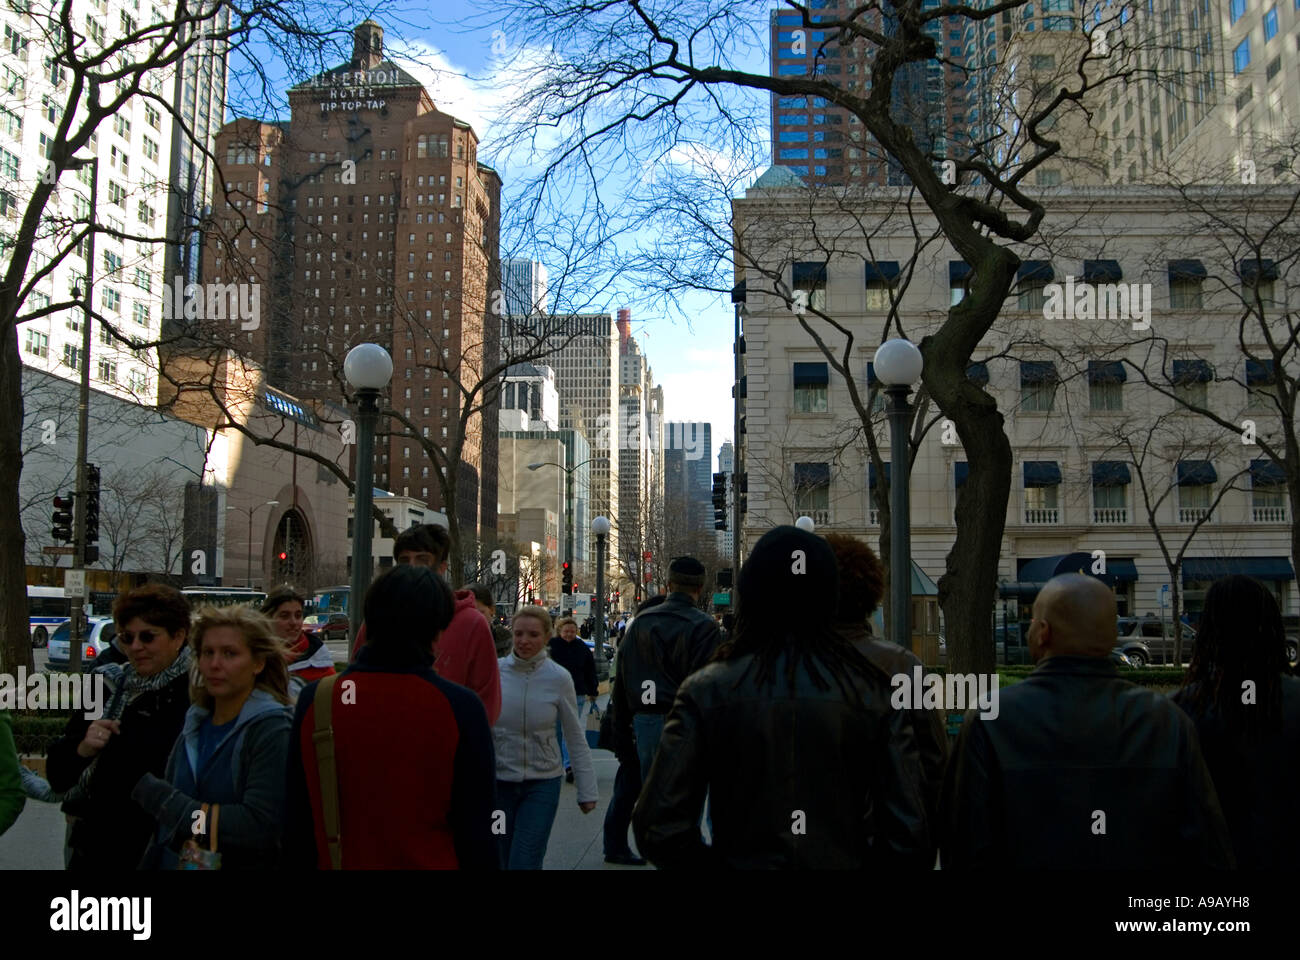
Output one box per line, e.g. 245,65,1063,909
69,157,98,672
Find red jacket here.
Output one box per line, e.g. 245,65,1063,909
352,590,501,725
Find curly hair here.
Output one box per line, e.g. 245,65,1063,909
113,584,191,636
189,605,293,708
822,533,885,623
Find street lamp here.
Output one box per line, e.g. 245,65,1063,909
794,515,816,532
592,514,611,682
874,338,924,652
344,343,393,646
225,500,279,587
528,457,595,614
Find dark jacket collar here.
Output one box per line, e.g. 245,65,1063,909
1031,655,1119,677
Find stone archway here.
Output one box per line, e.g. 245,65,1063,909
271,508,314,587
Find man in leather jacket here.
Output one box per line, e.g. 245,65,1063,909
611,557,721,781
942,573,1234,869
631,528,931,869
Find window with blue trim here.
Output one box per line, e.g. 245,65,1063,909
1264,6,1278,39
814,166,827,176
779,131,809,142
1230,0,1246,22
779,115,808,125
778,63,808,75
780,148,809,159
1234,37,1250,73
791,166,809,176
777,97,807,108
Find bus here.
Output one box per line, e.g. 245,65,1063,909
28,585,71,648
308,585,350,616
181,587,267,612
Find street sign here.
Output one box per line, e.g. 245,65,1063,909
64,569,87,599
42,545,75,556
712,592,731,607
1159,584,1170,608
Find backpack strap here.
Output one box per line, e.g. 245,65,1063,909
208,804,220,853
311,674,343,870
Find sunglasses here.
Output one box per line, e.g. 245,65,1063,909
121,629,164,646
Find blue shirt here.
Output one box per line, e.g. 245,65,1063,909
194,717,234,775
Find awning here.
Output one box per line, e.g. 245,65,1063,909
1237,258,1279,283
949,261,973,284
1176,460,1217,486
1020,360,1058,385
793,261,827,288
1023,461,1062,487
1087,360,1126,384
868,461,892,487
793,361,829,386
731,280,747,303
1246,358,1276,386
1171,359,1213,384
1083,259,1123,283
1250,459,1286,485
793,462,830,488
1092,461,1132,486
1017,260,1054,284
1181,556,1295,582
911,561,939,596
866,362,879,388
955,462,969,487
864,261,901,285
967,362,989,386
1168,259,1207,280
1016,552,1137,587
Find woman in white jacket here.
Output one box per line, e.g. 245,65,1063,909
494,605,597,869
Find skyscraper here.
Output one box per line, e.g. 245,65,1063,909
501,257,548,316
665,421,712,535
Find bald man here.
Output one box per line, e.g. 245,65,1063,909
941,573,1233,869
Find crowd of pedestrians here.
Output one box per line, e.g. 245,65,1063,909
2,519,1297,871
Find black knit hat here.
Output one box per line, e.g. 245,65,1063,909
668,556,706,588
738,526,839,624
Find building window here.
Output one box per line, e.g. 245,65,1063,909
1170,278,1203,309
1088,361,1125,411
792,362,829,413
1230,0,1247,23
1016,261,1053,309
1023,461,1062,523
1265,5,1278,39
96,359,117,383
62,344,80,370
792,261,827,313
793,462,831,524
24,330,47,358
1246,359,1278,410
1250,459,1287,521
1234,37,1251,74
1092,462,1130,523
1020,361,1058,411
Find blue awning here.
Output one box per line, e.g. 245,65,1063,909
1246,359,1276,386
1177,460,1217,486
1168,259,1207,280
1171,359,1213,384
731,280,747,303
1092,461,1132,486
1237,258,1279,283
1181,556,1295,582
955,462,969,487
866,362,879,387
1016,552,1137,587
967,362,989,386
864,261,901,285
868,461,892,487
793,261,827,287
794,462,830,487
1250,459,1286,485
1023,461,1062,487
1020,361,1058,385
949,261,973,284
793,361,829,386
1017,260,1054,284
1087,360,1126,384
1083,259,1123,283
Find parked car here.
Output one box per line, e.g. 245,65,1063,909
582,637,616,662
47,618,118,672
1116,616,1196,666
302,612,350,643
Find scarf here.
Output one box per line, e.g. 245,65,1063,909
73,644,193,799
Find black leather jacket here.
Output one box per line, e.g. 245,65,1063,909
942,656,1234,869
631,647,931,869
836,622,949,833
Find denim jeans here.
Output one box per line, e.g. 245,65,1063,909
633,712,666,782
556,695,583,770
602,755,643,857
495,777,563,870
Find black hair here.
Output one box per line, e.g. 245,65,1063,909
261,585,306,617
363,564,455,664
392,523,451,564
1179,575,1286,737
465,582,494,607
636,594,668,614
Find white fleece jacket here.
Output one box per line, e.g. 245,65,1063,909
494,649,598,804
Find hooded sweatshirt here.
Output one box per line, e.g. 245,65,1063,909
133,688,293,870
352,590,501,725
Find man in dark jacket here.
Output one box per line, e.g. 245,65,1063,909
612,557,721,780
943,573,1234,869
825,533,948,841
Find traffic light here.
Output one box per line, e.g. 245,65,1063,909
278,551,288,561
84,464,100,546
562,561,572,594
52,493,74,542
712,472,727,530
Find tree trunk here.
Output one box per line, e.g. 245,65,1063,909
0,334,32,674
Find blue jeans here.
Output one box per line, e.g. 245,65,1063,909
633,713,666,782
603,755,642,857
495,777,562,870
556,695,583,770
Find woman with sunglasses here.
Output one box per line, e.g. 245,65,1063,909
46,585,194,869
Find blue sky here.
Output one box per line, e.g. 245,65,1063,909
229,1,779,470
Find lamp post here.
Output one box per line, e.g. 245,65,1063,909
528,457,594,615
225,500,279,587
794,515,816,533
592,515,610,682
344,343,393,647
874,338,924,652
65,155,97,670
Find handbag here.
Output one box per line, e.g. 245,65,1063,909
179,803,221,870
584,700,603,749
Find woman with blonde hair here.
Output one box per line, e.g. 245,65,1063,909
133,605,294,869
494,605,597,869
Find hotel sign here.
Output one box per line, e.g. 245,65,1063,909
311,68,403,112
